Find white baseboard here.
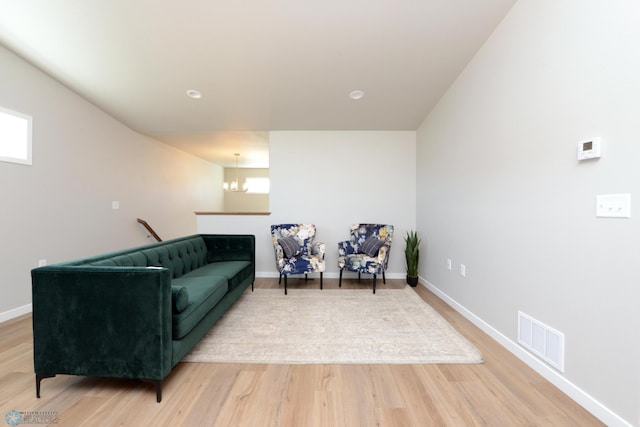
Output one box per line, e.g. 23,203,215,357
257,271,281,278
0,303,32,323
420,277,632,427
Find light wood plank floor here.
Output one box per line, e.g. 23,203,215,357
0,278,604,426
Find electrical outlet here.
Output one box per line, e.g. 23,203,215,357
460,264,466,277
447,259,452,271
112,201,120,210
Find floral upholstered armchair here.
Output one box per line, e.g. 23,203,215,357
270,224,326,295
338,223,394,293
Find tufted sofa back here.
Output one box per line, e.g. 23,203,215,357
65,235,253,280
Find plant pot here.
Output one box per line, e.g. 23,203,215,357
406,275,419,287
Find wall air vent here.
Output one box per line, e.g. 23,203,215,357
518,311,565,372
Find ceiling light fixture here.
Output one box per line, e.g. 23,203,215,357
223,153,248,192
349,90,364,100
186,89,202,99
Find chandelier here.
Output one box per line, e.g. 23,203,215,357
223,153,248,192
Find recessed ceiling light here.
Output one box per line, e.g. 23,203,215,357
349,90,364,100
186,89,202,99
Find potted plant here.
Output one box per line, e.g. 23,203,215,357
404,230,421,287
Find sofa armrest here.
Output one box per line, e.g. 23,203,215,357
31,266,173,381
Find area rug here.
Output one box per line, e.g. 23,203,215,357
183,287,483,364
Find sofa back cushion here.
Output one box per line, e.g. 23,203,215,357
140,237,208,278
80,235,209,280
204,235,255,262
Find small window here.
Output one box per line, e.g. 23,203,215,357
0,106,32,165
245,177,270,194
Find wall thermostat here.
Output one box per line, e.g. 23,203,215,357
577,138,601,160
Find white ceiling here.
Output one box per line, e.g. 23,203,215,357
0,0,515,168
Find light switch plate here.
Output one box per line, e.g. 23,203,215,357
596,194,631,218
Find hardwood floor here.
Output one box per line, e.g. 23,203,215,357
0,278,604,426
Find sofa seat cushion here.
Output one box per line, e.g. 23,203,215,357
171,275,228,340
182,261,252,291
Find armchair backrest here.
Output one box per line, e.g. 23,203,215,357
351,223,394,268
270,224,317,256
350,223,394,247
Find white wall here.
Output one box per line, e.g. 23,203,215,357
0,45,224,318
416,1,640,425
198,130,416,278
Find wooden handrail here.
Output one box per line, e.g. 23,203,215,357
137,218,162,242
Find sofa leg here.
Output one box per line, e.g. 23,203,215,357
339,270,342,287
251,281,254,292
284,275,287,295
320,272,323,290
154,381,162,403
372,274,377,294
35,374,55,398
142,379,163,402
358,272,361,281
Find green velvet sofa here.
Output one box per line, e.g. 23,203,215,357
31,234,255,402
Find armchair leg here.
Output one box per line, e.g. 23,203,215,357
278,274,282,285
372,274,377,294
284,275,288,295
320,272,323,290
382,271,386,284
358,272,361,281
339,270,343,287
305,273,308,281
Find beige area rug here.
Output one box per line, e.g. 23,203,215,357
183,287,483,364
